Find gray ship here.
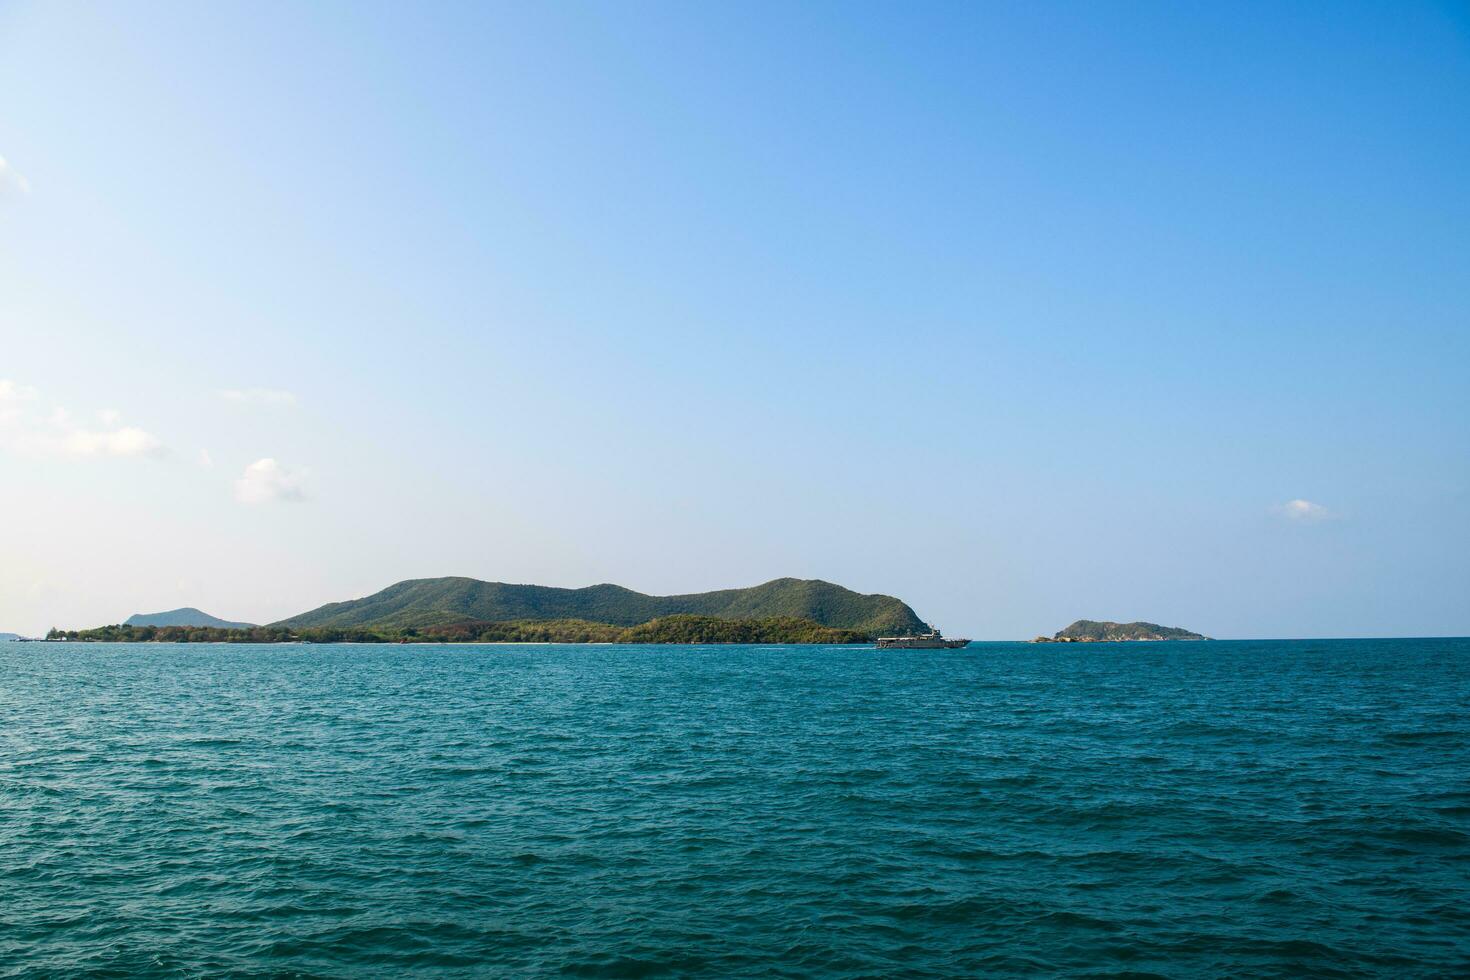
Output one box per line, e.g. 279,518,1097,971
875,628,970,650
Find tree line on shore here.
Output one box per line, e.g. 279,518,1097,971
46,614,871,645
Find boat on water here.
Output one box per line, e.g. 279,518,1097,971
875,629,970,650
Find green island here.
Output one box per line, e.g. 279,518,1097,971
1032,620,1209,642
48,576,924,644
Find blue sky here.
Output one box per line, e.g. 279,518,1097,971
1,1,1467,637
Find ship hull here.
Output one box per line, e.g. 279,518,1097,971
875,638,970,649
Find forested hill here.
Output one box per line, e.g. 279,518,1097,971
274,577,927,636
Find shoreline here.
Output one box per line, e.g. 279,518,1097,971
32,639,883,647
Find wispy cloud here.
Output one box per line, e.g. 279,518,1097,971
1274,498,1332,522
235,458,307,504
0,380,37,429
0,379,166,458
0,379,37,402
0,155,30,196
220,387,297,407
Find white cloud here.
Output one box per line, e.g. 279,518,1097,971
198,449,214,468
0,380,37,425
1275,499,1332,521
64,426,164,457
220,387,297,407
0,155,30,196
235,458,306,504
0,380,166,458
0,379,38,402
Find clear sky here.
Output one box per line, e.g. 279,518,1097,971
2,1,1467,638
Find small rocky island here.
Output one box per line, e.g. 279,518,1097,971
1032,620,1210,642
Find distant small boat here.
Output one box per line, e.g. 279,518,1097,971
875,629,970,650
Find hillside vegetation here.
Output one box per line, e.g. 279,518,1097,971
621,615,867,644
273,577,926,636
47,614,870,645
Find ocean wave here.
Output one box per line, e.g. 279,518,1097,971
1,638,1467,977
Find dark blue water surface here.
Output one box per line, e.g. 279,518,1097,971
2,639,1468,977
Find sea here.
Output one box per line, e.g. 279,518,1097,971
1,639,1467,978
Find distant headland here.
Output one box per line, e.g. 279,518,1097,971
125,608,257,630
47,577,930,645
1032,620,1210,643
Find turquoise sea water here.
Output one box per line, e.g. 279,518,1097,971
2,639,1467,977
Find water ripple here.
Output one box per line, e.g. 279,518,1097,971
1,638,1467,977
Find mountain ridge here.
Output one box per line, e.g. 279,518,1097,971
274,577,928,636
